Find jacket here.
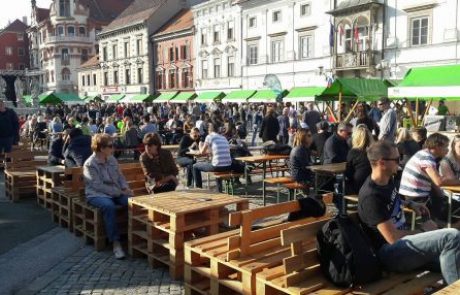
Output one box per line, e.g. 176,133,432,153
64,135,92,168
259,115,280,142
140,149,179,181
323,134,349,164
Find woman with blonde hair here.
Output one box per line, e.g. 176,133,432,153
344,124,374,194
289,128,313,185
396,127,420,167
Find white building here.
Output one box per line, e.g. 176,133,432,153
77,55,100,100
192,0,243,92
236,0,334,90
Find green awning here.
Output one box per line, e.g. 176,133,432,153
284,87,325,102
127,94,152,103
106,94,125,103
318,78,389,101
39,91,62,105
153,91,179,103
195,91,226,102
170,92,197,103
84,94,102,102
248,89,288,103
221,90,256,103
388,64,460,100
22,95,32,106
55,92,84,104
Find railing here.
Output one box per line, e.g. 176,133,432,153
47,36,92,43
335,51,375,69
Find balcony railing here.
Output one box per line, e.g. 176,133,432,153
47,36,92,43
334,51,376,69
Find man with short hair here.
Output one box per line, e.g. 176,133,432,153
359,140,460,285
0,98,19,152
377,97,397,142
277,107,290,144
302,102,321,134
322,122,352,164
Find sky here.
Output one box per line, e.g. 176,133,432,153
1,0,51,29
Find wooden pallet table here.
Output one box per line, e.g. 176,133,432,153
129,191,249,280
4,159,47,202
435,279,460,294
36,165,66,210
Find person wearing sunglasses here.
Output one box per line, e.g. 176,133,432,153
358,140,460,286
83,134,134,259
323,122,352,164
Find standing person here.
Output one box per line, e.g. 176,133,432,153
437,100,450,116
0,99,19,150
259,107,280,143
322,122,352,164
83,134,134,259
310,121,331,163
302,102,321,134
277,107,290,144
377,97,397,142
358,140,460,285
288,110,299,147
368,102,382,123
251,106,263,146
177,128,201,188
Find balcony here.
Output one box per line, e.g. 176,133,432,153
334,50,377,70
47,35,92,44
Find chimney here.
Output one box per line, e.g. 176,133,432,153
22,16,28,25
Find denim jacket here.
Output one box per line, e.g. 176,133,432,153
83,153,129,198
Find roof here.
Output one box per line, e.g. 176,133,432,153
79,55,99,68
318,78,389,101
327,0,383,15
36,7,50,22
2,19,28,32
103,0,166,33
154,9,193,36
79,0,135,23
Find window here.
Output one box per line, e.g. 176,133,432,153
227,56,235,77
411,17,429,46
169,47,175,62
249,17,257,28
169,69,176,88
345,27,352,52
93,74,97,85
213,25,220,44
103,72,108,86
67,26,75,36
273,11,281,22
62,68,71,80
156,70,163,89
5,47,13,56
57,26,64,36
138,68,143,84
81,49,88,63
59,0,70,17
214,58,221,78
18,48,25,56
271,39,284,62
82,75,85,86
300,3,311,16
201,29,207,45
299,35,313,59
87,75,90,86
182,69,190,88
125,69,131,85
112,44,117,59
227,22,234,40
248,44,258,65
136,39,142,55
17,33,24,41
102,47,107,61
61,48,69,65
6,63,13,70
124,41,129,58
79,26,86,36
19,64,25,70
180,45,188,60
113,70,119,84
201,60,208,79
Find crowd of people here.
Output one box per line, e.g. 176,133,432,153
1,96,460,286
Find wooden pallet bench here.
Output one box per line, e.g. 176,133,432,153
4,159,48,202
256,218,443,295
36,165,66,210
129,191,249,280
214,172,245,195
184,200,332,295
434,279,460,294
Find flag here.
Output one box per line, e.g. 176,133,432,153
354,26,360,43
329,21,334,49
326,74,334,88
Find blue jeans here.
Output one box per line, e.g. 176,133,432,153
176,156,195,187
193,161,231,191
378,228,460,284
87,195,129,242
0,136,13,153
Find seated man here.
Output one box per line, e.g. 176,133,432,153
193,122,232,192
323,122,352,164
177,127,201,188
399,133,458,221
140,133,178,194
83,134,134,259
359,140,460,285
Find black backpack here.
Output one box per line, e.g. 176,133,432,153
316,215,381,287
263,143,292,155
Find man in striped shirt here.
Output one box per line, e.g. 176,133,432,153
399,133,457,221
193,122,232,192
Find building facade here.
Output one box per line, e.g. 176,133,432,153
151,9,195,93
0,19,29,102
77,55,100,99
27,0,133,95
192,0,243,92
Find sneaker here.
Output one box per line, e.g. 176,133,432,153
113,246,125,259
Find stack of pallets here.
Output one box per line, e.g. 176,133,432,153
36,165,65,210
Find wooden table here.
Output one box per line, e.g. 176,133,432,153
308,162,347,212
235,154,289,205
440,185,460,228
128,191,248,279
36,165,66,210
162,144,180,151
434,278,460,294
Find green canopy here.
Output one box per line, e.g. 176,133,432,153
248,89,288,103
55,92,84,104
153,91,179,103
169,92,197,103
105,94,125,103
221,90,256,103
84,94,102,102
284,87,325,102
195,91,226,102
126,94,153,103
318,78,389,101
39,91,62,105
22,95,32,106
388,64,460,100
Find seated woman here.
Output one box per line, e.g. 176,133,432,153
177,127,201,188
48,131,65,166
289,129,314,186
344,124,374,195
396,127,421,168
140,133,179,194
83,134,133,259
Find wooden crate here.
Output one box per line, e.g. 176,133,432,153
72,197,108,251
4,160,47,202
51,186,80,230
36,166,65,210
183,200,331,295
129,191,249,280
255,219,443,295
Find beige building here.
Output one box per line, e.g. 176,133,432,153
77,55,100,100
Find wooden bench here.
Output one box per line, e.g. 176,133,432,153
256,218,443,295
214,171,244,195
263,177,295,203
184,199,332,295
4,159,48,202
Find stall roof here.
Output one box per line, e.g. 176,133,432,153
284,87,325,102
170,92,196,103
153,91,179,103
221,90,256,103
248,89,288,103
195,91,225,102
106,94,125,103
55,93,84,104
129,94,153,103
39,91,62,105
318,78,389,101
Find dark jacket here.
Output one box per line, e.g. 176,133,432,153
64,135,92,168
0,108,19,140
323,133,349,164
345,148,371,194
48,137,64,166
397,140,421,167
259,115,280,142
140,149,179,181
289,146,313,184
311,131,331,162
178,134,198,158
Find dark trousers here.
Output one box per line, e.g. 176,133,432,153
193,161,232,192
176,156,195,187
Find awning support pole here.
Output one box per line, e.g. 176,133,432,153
343,100,359,123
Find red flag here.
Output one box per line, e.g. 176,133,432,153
354,26,360,44
339,26,344,45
